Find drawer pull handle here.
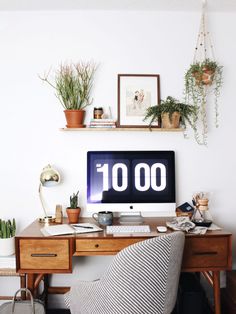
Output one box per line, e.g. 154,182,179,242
193,251,218,256
31,253,57,257
95,244,99,248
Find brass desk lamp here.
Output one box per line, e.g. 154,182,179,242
39,164,60,223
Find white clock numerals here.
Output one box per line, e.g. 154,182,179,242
112,163,128,192
150,163,166,191
135,163,166,191
96,162,166,192
135,163,150,191
96,163,109,191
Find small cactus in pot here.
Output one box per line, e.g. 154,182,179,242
0,218,16,256
0,218,16,238
70,191,79,209
66,191,81,224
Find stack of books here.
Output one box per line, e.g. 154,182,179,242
89,119,117,128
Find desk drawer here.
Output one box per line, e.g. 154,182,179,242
19,239,70,271
182,237,229,270
76,238,143,254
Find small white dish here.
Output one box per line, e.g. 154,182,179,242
157,226,167,233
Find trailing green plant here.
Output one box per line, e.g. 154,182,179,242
144,96,198,131
69,191,79,209
40,62,96,110
185,58,223,145
0,219,16,239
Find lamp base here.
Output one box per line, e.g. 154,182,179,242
38,216,56,223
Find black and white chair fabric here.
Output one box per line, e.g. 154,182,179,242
65,231,185,314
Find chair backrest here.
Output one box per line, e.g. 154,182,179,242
100,231,185,314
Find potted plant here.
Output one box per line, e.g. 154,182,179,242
144,96,198,130
0,218,16,256
66,191,81,224
40,62,96,128
185,58,223,145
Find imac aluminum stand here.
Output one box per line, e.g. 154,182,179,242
119,212,144,224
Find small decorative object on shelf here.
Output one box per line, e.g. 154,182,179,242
66,191,81,224
39,61,96,128
184,0,223,145
93,107,103,119
0,218,16,256
88,118,117,128
144,96,198,132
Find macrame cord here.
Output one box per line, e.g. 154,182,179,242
190,0,221,145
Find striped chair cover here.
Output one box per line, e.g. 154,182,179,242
65,231,185,314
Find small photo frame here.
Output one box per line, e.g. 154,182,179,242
117,74,160,128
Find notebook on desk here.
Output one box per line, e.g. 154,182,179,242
41,223,103,236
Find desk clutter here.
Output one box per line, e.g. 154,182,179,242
41,223,103,236
40,217,221,236
167,217,221,235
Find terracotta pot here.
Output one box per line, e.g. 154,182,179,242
161,112,180,129
66,207,81,224
201,68,215,85
192,68,215,86
64,110,85,128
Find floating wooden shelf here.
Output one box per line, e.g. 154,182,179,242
60,127,183,132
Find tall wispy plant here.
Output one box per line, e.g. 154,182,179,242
40,61,96,110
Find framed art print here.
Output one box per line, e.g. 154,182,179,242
117,74,160,128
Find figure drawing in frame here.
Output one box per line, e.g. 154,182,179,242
126,86,152,117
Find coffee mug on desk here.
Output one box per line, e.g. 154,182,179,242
92,211,113,226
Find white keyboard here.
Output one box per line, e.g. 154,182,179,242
106,225,151,234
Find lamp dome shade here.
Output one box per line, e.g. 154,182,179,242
40,165,60,187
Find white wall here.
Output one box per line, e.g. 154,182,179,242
0,9,235,307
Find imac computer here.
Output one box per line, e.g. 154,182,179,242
87,151,176,222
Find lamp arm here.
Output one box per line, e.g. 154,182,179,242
39,183,48,218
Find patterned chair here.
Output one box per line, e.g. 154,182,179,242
65,231,185,314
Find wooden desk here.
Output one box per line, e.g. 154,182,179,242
15,218,232,314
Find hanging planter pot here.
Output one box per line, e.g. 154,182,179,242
184,2,223,145
192,68,215,86
201,67,215,85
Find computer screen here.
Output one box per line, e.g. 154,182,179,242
87,151,176,217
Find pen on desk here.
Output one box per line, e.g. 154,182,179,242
73,225,94,229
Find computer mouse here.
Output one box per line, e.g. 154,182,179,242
157,226,167,233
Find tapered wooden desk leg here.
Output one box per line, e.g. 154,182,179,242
27,274,35,296
213,271,221,314
20,273,26,300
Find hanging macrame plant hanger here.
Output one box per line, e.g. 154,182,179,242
185,0,223,145
193,0,216,65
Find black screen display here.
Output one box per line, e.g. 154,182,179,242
87,151,175,204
